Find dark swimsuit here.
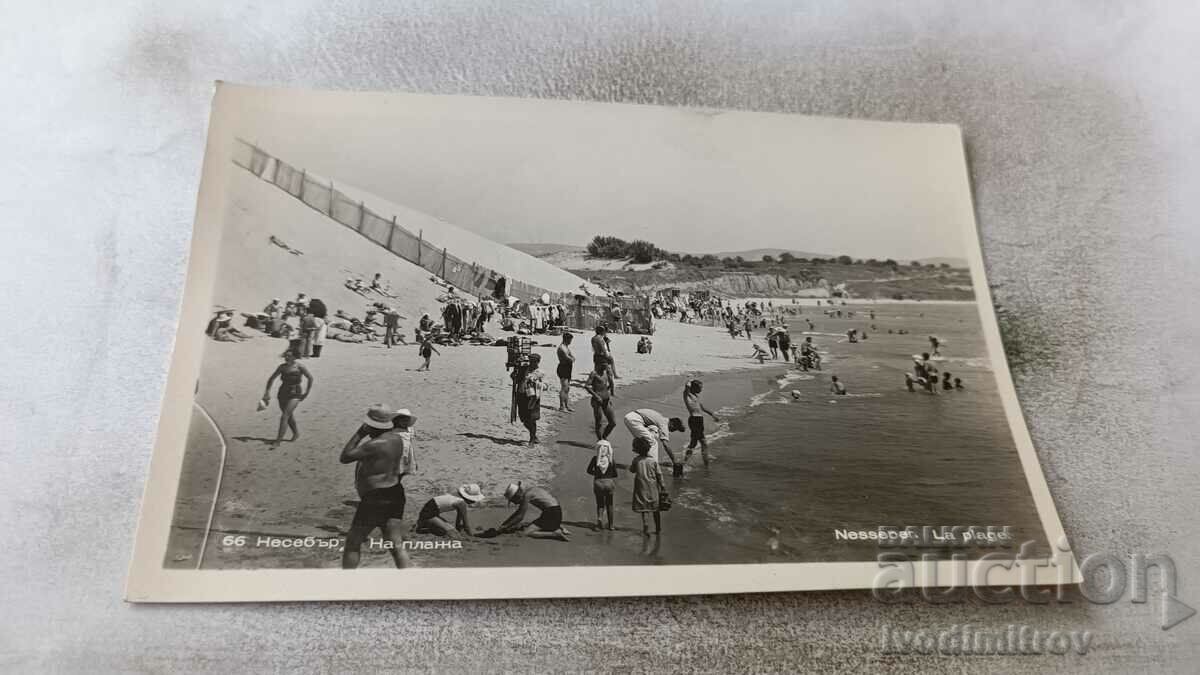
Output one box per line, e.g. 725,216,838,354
277,365,303,401
557,349,573,379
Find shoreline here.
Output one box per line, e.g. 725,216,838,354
439,364,793,569
169,301,1040,570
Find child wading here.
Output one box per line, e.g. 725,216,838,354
630,436,667,536
586,440,621,530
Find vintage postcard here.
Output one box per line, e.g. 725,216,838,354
127,84,1077,601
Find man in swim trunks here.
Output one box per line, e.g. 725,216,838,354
623,408,686,470
591,324,612,377
683,379,720,467
339,405,417,569
556,332,575,412
584,364,617,439
496,482,569,540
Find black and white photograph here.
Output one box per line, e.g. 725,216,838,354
127,85,1073,601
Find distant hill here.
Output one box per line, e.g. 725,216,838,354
508,242,585,257
913,257,968,268
709,248,833,261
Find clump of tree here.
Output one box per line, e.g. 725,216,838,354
586,235,670,264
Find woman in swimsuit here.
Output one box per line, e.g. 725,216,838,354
261,348,313,446
556,333,575,412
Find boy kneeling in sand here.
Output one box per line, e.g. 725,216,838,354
415,484,486,539
492,482,570,541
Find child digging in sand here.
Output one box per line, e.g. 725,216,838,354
751,344,769,363
495,482,569,541
630,436,666,536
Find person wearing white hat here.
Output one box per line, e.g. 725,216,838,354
338,405,418,569
415,484,485,538
495,482,569,541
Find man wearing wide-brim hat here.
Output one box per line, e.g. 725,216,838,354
338,404,419,569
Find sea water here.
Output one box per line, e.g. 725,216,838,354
672,302,1047,563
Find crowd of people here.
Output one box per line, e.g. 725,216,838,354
239,277,981,567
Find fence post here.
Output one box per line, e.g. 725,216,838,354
441,248,448,279
417,230,423,266
299,170,306,200
358,202,365,231
271,155,280,185
387,216,396,250
328,181,335,216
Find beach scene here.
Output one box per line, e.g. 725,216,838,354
164,152,1044,571
159,96,1051,572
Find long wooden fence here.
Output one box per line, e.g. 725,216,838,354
231,139,655,334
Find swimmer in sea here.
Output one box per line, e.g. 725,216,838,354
830,375,847,395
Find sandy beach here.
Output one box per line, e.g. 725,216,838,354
166,315,785,568
166,296,1044,570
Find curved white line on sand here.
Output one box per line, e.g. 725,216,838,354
192,401,227,571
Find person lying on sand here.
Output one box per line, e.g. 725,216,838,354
268,235,303,256
206,311,252,342
415,484,485,538
488,482,569,541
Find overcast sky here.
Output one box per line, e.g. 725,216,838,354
235,88,975,261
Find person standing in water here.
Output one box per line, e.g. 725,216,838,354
261,348,313,446
586,440,621,530
830,375,847,395
556,333,575,412
777,329,792,363
630,437,666,536
339,405,416,569
683,379,720,467
584,363,617,440
623,408,685,470
929,335,941,356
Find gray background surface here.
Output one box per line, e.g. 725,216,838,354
2,1,1198,672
